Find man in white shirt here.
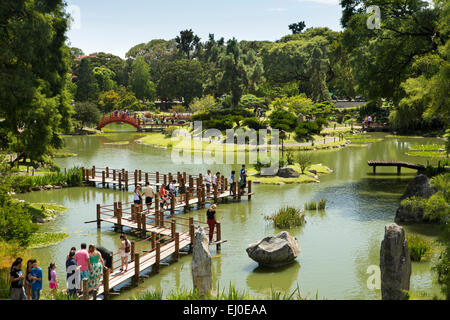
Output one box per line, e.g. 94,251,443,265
204,170,212,195
143,182,155,214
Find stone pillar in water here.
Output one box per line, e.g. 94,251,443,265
380,223,411,300
192,226,212,296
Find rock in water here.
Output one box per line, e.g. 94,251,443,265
380,223,411,300
277,167,300,178
395,174,437,223
191,227,212,296
246,232,300,268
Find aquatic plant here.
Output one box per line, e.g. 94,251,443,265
265,206,306,229
27,232,70,249
407,235,433,262
318,199,327,210
304,201,317,210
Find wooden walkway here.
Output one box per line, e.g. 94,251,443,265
79,166,254,300
368,160,425,174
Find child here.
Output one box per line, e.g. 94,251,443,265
48,262,58,295
30,260,43,300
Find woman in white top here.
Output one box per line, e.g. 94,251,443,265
119,234,131,272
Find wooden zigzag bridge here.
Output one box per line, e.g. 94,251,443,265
79,166,254,300
367,160,425,175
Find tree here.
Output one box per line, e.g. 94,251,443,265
157,59,204,106
175,29,201,59
92,66,116,92
217,39,264,108
289,21,306,34
189,95,217,114
73,102,101,127
98,90,120,113
117,87,143,111
0,0,73,166
296,152,312,174
75,58,100,102
130,56,156,101
70,47,85,58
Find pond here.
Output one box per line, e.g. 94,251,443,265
16,125,446,300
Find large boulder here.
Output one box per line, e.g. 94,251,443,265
246,232,300,268
277,167,300,178
380,223,411,300
191,227,212,296
395,174,437,223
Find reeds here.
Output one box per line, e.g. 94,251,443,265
265,206,306,229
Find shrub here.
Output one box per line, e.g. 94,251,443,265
305,201,317,210
242,118,268,130
296,152,312,174
407,234,433,262
285,150,295,166
164,126,179,138
269,109,297,132
265,206,306,229
318,199,327,210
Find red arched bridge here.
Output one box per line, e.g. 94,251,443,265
97,114,142,130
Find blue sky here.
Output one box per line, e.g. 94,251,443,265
65,0,342,58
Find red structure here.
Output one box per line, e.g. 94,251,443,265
97,114,141,130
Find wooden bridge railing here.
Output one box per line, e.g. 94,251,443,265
368,160,425,175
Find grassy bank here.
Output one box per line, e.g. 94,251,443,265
247,164,332,185
9,167,83,193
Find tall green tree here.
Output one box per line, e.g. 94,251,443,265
289,21,306,34
0,0,73,166
93,66,116,92
157,59,204,106
217,39,264,108
130,56,156,101
175,29,201,59
75,58,100,102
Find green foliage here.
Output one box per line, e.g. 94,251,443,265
266,206,306,229
409,145,446,151
73,102,101,127
239,94,265,109
27,232,70,249
296,152,312,174
242,118,268,130
158,59,204,106
9,167,83,193
285,150,295,166
0,180,37,246
305,201,317,211
269,109,297,132
0,0,74,166
406,235,433,262
164,126,180,138
217,39,264,108
318,199,327,210
130,56,156,101
189,95,217,113
98,90,121,113
75,58,100,102
92,66,117,92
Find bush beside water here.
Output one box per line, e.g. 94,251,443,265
265,206,306,229
407,235,433,262
9,167,83,193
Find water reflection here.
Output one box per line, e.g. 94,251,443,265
246,262,301,296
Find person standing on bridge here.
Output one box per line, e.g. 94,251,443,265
206,204,219,244
88,245,104,292
119,234,131,273
204,170,212,196
133,185,142,209
143,182,155,214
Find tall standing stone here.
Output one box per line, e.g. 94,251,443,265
380,223,411,300
191,226,212,296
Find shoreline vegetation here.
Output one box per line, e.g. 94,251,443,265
248,164,333,185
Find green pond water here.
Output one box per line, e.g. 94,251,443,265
15,125,446,300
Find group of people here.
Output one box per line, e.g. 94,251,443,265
113,109,130,118
9,243,106,300
131,165,248,213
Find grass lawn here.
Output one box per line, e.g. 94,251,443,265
406,151,447,158
247,164,333,185
408,144,446,151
